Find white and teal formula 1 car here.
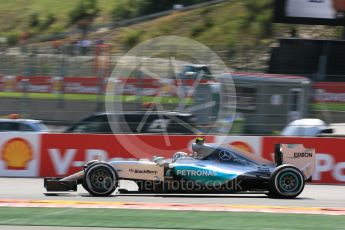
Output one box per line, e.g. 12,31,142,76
44,137,315,198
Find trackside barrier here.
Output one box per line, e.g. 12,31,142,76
0,133,344,184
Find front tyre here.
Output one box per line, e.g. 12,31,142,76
268,165,305,199
84,163,118,197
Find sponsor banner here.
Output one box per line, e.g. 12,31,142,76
314,82,345,103
39,134,261,177
262,137,345,184
64,77,102,94
0,133,342,184
16,76,52,93
0,76,103,94
0,75,213,96
121,78,161,96
39,134,215,177
0,75,52,93
0,133,40,177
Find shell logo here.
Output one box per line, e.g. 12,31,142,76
229,141,254,154
1,138,33,170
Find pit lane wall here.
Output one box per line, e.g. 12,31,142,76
0,133,344,184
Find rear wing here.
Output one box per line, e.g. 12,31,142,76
275,144,315,180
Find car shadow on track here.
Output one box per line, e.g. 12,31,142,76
44,192,314,200
116,194,314,200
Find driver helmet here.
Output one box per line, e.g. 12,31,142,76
195,137,205,145
192,137,205,159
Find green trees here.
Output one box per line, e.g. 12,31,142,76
29,13,40,28
29,12,56,31
68,0,99,35
241,0,273,38
69,0,99,24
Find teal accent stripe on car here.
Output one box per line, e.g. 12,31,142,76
173,165,240,185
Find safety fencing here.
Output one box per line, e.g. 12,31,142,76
2,76,345,102
0,133,344,184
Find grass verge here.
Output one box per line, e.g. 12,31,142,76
0,92,191,104
312,103,345,112
0,92,98,101
0,207,344,229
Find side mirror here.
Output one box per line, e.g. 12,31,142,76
153,156,165,165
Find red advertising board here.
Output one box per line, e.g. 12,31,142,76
0,132,341,184
0,75,214,95
16,76,52,93
64,77,101,94
0,75,53,93
0,76,103,94
40,134,214,177
39,134,345,184
262,137,345,184
122,78,160,96
314,82,345,103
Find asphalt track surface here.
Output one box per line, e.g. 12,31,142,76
0,227,149,230
1,178,344,208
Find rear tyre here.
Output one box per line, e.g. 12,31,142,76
268,165,305,199
84,163,118,197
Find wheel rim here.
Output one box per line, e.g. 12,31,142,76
275,168,303,196
278,172,299,192
88,167,115,194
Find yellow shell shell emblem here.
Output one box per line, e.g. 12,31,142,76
1,138,33,170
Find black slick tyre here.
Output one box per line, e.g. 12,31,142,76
268,165,305,199
84,162,118,197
